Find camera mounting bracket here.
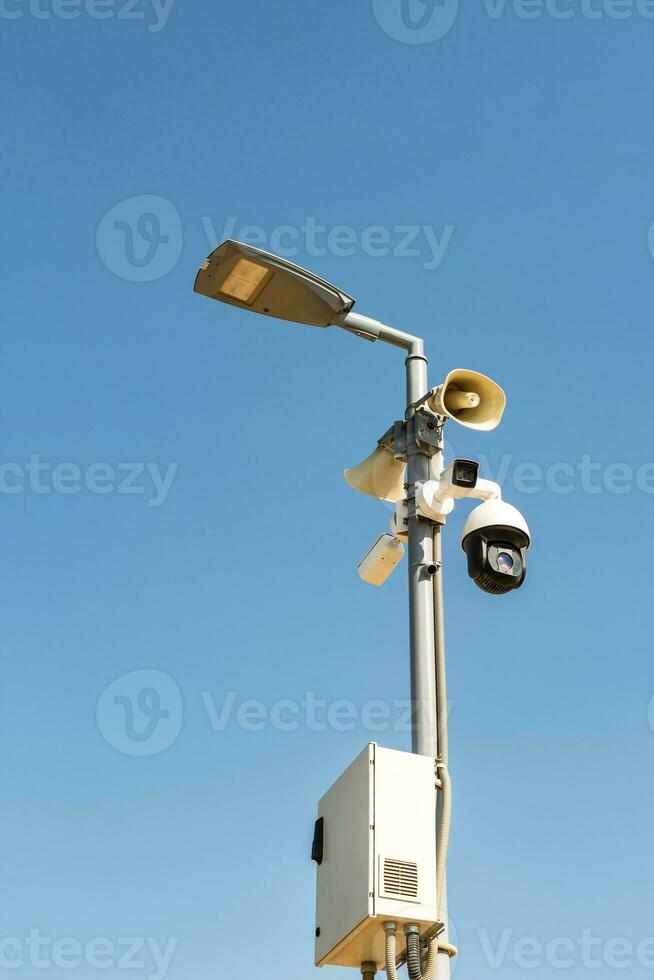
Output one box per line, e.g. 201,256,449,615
417,473,502,524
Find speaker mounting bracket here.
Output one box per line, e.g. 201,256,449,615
377,412,442,462
390,421,408,461
412,408,444,453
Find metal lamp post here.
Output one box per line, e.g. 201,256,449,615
193,239,444,761
193,239,512,980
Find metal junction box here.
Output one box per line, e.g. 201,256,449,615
313,743,439,969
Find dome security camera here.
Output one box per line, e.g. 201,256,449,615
461,500,531,595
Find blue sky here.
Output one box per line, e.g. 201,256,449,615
2,1,654,978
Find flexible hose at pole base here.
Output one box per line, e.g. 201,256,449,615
383,924,451,980
405,928,423,980
384,924,399,980
422,939,439,980
383,922,458,980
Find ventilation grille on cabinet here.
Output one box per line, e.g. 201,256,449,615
382,859,419,900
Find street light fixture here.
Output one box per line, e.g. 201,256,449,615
194,240,531,980
194,239,355,327
194,239,427,350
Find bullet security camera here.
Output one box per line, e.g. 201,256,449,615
461,500,531,595
447,459,479,491
357,533,405,587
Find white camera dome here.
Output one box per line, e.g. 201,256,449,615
461,499,530,548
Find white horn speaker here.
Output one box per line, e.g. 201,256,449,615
429,369,506,431
344,430,406,503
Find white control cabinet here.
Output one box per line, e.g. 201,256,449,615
313,743,439,969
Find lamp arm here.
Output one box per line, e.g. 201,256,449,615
332,312,425,358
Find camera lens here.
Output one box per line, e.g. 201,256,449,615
463,528,527,595
497,551,515,571
453,460,479,487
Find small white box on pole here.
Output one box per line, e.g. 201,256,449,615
357,534,405,587
313,743,439,969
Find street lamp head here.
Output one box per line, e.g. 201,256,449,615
194,240,356,328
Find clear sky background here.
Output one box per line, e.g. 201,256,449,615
2,1,654,978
